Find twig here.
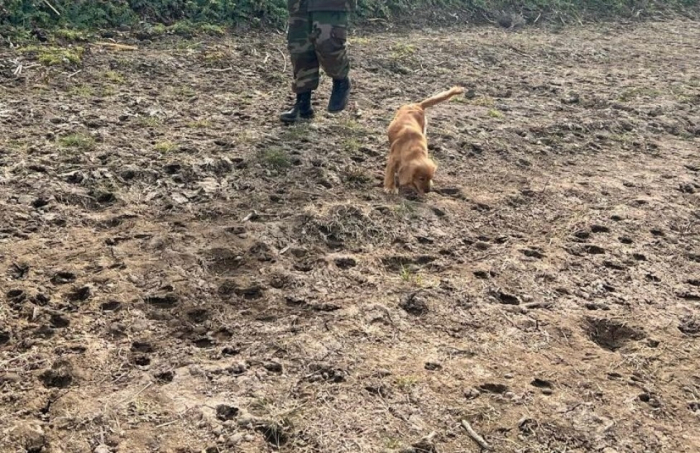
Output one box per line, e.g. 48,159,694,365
93,42,139,51
278,47,287,74
461,419,490,450
67,70,82,78
42,0,61,16
116,382,153,406
155,420,179,429
522,301,553,310
208,66,234,73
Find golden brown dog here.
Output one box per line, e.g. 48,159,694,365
384,86,465,195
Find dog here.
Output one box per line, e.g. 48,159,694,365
384,86,465,196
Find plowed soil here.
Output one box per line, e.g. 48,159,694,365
1,18,700,453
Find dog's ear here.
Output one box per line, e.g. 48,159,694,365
397,161,417,188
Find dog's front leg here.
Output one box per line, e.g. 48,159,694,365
383,154,399,193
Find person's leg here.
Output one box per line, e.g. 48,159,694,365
281,0,319,123
310,11,351,113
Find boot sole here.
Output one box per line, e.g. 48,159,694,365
279,112,315,124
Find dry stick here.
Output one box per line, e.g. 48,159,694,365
42,0,61,16
93,42,139,51
461,419,490,450
116,382,153,406
277,47,287,74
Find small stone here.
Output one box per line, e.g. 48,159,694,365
227,433,245,446
263,361,283,373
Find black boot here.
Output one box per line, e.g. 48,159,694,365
280,92,314,123
328,77,351,113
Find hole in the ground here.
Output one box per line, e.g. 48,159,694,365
51,271,76,285
186,308,209,323
131,341,154,353
132,355,151,366
101,300,122,311
38,369,73,388
145,293,179,308
531,378,553,389
494,291,520,305
479,383,509,394
49,314,70,328
193,337,216,348
256,422,289,448
584,317,646,351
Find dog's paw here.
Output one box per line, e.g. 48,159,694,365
383,186,398,195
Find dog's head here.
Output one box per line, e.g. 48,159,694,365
398,157,437,195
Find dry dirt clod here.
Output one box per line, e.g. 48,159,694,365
400,292,429,315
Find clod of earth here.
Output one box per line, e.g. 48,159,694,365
144,293,179,308
0,329,10,345
400,292,429,316
263,361,283,373
193,337,216,348
154,370,175,383
67,285,91,302
131,341,154,353
186,308,210,323
216,404,240,421
425,362,443,371
678,317,700,337
38,368,73,389
308,363,346,383
9,263,29,279
49,314,70,328
100,300,122,311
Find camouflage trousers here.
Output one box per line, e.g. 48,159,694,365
287,2,350,94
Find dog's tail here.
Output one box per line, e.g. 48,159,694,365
418,86,465,109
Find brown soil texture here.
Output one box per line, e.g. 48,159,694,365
1,19,700,453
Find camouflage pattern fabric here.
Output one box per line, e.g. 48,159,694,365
287,0,351,93
307,0,357,11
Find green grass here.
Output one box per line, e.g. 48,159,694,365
19,45,84,66
343,138,361,153
186,119,212,129
138,116,163,127
67,84,94,97
488,109,504,118
54,28,88,41
618,87,662,102
58,133,95,150
258,147,291,171
2,0,699,39
154,141,177,153
102,70,126,84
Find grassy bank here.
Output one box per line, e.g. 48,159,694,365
1,0,699,38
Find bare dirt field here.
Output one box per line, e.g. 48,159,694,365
1,17,700,453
